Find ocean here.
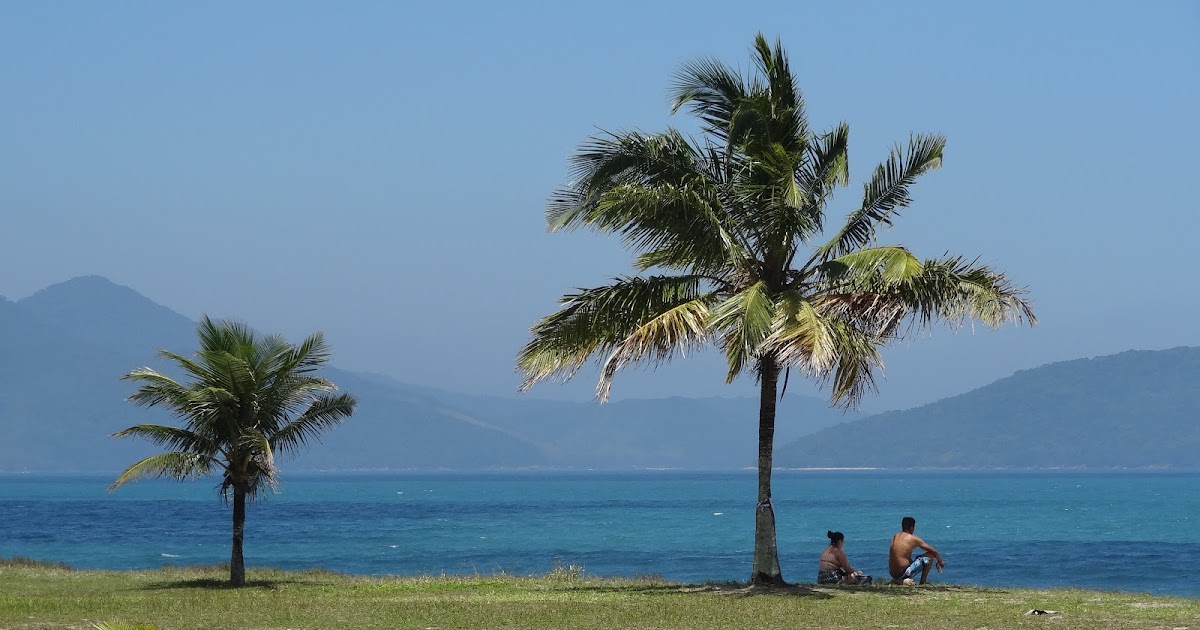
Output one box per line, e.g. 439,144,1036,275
1,470,1196,597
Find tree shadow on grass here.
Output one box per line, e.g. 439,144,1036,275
695,583,835,599
561,581,835,599
692,582,996,600
844,583,999,598
140,577,322,591
133,565,345,591
559,583,700,595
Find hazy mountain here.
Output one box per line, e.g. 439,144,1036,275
0,277,546,471
9,276,1191,472
0,291,157,471
0,276,853,472
777,347,1200,469
18,275,197,364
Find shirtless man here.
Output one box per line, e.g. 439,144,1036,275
888,516,945,585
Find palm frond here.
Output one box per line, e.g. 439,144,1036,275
672,34,807,161
197,350,256,405
241,430,278,496
517,275,716,392
819,133,945,260
204,314,255,346
549,129,705,231
110,424,212,453
108,452,216,491
590,182,745,273
742,141,809,209
596,298,712,402
820,246,924,288
769,307,890,408
822,321,887,408
251,333,293,387
709,281,775,382
286,331,333,374
152,350,221,388
749,33,806,146
800,122,850,200
269,392,357,458
734,139,823,258
896,255,1037,329
761,291,838,375
547,131,754,271
256,375,339,435
811,291,907,340
670,56,746,143
122,368,191,410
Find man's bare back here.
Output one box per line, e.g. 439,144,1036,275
888,532,925,577
888,517,944,584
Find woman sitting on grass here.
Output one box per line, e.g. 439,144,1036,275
817,531,872,585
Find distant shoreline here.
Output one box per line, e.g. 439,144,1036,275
2,466,1198,476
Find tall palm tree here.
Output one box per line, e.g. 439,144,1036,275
109,316,356,586
517,34,1035,586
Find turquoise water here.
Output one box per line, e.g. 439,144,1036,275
1,471,1196,597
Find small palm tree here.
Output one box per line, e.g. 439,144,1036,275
110,316,356,586
518,34,1035,585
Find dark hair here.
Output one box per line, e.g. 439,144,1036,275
827,530,844,545
902,516,916,531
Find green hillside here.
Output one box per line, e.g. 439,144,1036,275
777,347,1200,468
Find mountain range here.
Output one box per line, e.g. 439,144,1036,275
777,347,1200,468
0,276,855,472
1,276,1195,471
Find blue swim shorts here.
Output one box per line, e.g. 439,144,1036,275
902,555,932,579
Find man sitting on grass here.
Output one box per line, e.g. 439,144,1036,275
888,516,945,585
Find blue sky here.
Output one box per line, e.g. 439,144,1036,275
2,1,1197,412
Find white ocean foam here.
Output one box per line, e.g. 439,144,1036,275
161,553,180,558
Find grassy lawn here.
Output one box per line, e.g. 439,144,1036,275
1,560,1196,630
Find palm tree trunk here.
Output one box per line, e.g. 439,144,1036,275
750,355,786,586
230,484,246,587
